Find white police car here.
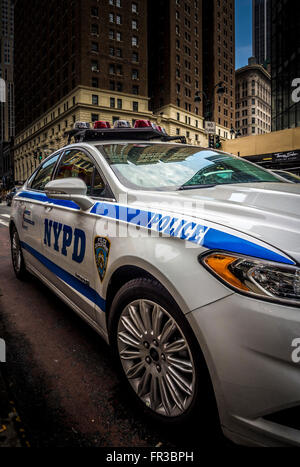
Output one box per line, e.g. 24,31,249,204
10,122,300,446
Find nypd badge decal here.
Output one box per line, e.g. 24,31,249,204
94,237,111,282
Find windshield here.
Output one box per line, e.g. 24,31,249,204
99,143,283,191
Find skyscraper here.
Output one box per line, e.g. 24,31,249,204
202,0,235,132
252,0,271,67
0,0,14,187
148,0,203,124
148,0,235,138
271,0,300,131
14,0,152,181
13,0,236,182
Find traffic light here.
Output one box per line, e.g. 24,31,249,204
38,153,43,162
208,134,215,149
215,135,221,149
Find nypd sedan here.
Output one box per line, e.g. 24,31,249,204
9,126,300,446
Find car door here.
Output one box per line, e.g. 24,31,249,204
41,147,105,322
14,152,62,274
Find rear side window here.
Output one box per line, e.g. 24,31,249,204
30,153,61,191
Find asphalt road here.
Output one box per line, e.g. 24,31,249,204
0,204,233,448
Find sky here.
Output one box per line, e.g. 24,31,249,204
235,0,253,69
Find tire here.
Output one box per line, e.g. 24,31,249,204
108,277,218,426
10,225,28,280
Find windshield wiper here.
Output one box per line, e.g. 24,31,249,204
178,184,217,191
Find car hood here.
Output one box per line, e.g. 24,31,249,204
128,182,300,264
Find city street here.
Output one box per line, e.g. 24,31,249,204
0,204,231,448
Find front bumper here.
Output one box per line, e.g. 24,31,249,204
187,293,300,446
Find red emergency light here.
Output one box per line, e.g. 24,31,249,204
94,121,111,129
134,120,152,128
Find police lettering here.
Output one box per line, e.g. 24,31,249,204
148,213,208,244
44,219,86,263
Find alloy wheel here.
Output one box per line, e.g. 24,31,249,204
117,299,196,417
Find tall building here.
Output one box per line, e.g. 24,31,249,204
252,0,271,67
14,0,236,182
0,0,14,188
148,0,205,141
14,0,151,181
202,0,235,134
148,0,235,141
271,0,300,131
235,58,271,137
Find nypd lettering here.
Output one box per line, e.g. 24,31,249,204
44,219,86,263
94,237,111,282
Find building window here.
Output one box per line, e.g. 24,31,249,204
91,60,99,71
92,95,99,105
110,81,115,90
117,99,122,109
132,85,139,95
91,42,99,52
132,69,139,79
109,30,114,40
132,2,137,13
91,24,99,35
91,113,99,122
91,7,99,17
110,97,115,108
116,15,122,24
92,77,99,88
132,20,137,29
133,101,139,111
132,36,138,46
116,32,121,41
132,52,138,62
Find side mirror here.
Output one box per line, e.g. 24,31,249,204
45,178,94,211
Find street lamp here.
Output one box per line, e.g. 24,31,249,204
194,81,226,122
230,126,241,139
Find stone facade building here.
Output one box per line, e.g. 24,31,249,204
235,59,271,138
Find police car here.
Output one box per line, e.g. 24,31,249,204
10,120,300,446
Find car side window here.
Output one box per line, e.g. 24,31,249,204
54,149,107,197
30,153,61,191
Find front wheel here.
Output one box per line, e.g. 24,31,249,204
109,278,214,424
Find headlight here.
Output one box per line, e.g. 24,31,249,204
200,252,300,306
